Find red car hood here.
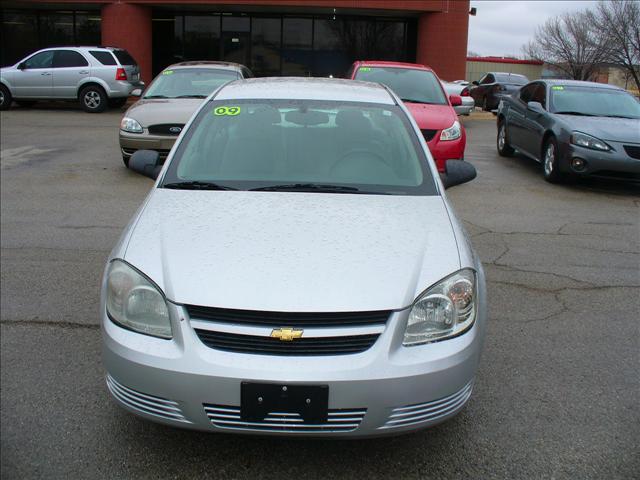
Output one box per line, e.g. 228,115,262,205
404,103,457,130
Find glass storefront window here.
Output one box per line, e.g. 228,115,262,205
75,12,101,46
184,15,220,61
282,17,312,76
251,17,281,77
39,11,74,46
152,15,184,75
313,18,349,77
1,11,38,66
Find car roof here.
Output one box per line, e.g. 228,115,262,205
357,60,433,71
542,79,622,90
216,77,396,104
167,61,245,71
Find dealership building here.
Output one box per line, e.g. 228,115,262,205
1,1,470,83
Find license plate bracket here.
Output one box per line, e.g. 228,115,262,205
241,382,329,424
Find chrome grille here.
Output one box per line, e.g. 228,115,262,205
106,374,190,423
148,123,185,136
379,381,473,429
203,404,366,433
623,145,640,160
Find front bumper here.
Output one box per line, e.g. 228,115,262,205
560,140,640,181
119,130,177,162
102,286,486,437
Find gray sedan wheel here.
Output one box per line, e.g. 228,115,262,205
497,121,515,157
80,86,107,113
542,137,563,183
0,85,12,111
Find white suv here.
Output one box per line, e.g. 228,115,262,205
0,46,142,113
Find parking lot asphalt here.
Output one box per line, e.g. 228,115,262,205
1,105,639,479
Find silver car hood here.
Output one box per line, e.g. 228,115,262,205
121,190,461,312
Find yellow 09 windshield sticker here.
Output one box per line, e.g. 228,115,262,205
214,106,241,116
162,70,173,75
551,85,564,90
360,67,372,72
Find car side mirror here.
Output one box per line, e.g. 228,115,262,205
449,94,462,106
131,88,143,97
472,80,479,86
527,101,545,114
129,150,161,179
17,62,26,70
441,160,477,189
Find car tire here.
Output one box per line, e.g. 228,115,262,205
0,85,12,110
15,100,37,108
109,97,127,108
497,120,515,157
542,137,563,183
80,85,108,113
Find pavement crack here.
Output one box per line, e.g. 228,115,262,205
0,318,100,330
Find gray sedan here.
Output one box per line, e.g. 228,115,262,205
101,77,485,437
497,80,640,182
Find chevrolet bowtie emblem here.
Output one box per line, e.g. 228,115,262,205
270,327,303,341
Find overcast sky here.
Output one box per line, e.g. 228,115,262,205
468,0,598,57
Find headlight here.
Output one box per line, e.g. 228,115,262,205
440,120,462,141
403,269,476,346
570,131,610,151
120,117,143,133
105,260,171,339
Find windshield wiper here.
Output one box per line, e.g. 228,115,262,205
554,111,596,116
250,183,385,194
600,114,637,119
143,95,169,99
163,181,237,191
175,94,207,99
400,98,436,105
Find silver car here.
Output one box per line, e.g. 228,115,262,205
0,46,141,113
101,78,486,437
442,81,475,116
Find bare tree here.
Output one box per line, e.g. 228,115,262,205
590,0,640,91
523,11,610,80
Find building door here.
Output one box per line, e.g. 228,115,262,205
222,16,250,66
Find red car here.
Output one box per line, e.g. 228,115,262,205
348,61,465,172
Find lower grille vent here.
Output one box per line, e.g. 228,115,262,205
379,381,473,429
106,375,190,423
204,404,366,433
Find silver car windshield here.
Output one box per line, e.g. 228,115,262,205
161,100,437,195
143,68,240,99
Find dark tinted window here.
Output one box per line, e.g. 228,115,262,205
24,50,53,69
184,16,220,61
75,12,101,45
519,83,536,103
89,50,117,65
480,74,494,84
113,49,137,66
0,12,38,67
355,67,448,105
53,50,88,68
496,73,528,84
531,83,546,107
39,12,73,46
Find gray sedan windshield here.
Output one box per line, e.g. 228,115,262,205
162,100,437,195
550,86,640,119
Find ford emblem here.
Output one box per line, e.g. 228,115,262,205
169,126,182,134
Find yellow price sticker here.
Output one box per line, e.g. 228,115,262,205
162,70,174,75
214,106,241,116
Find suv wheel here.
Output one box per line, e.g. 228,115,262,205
0,85,12,110
80,85,107,113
